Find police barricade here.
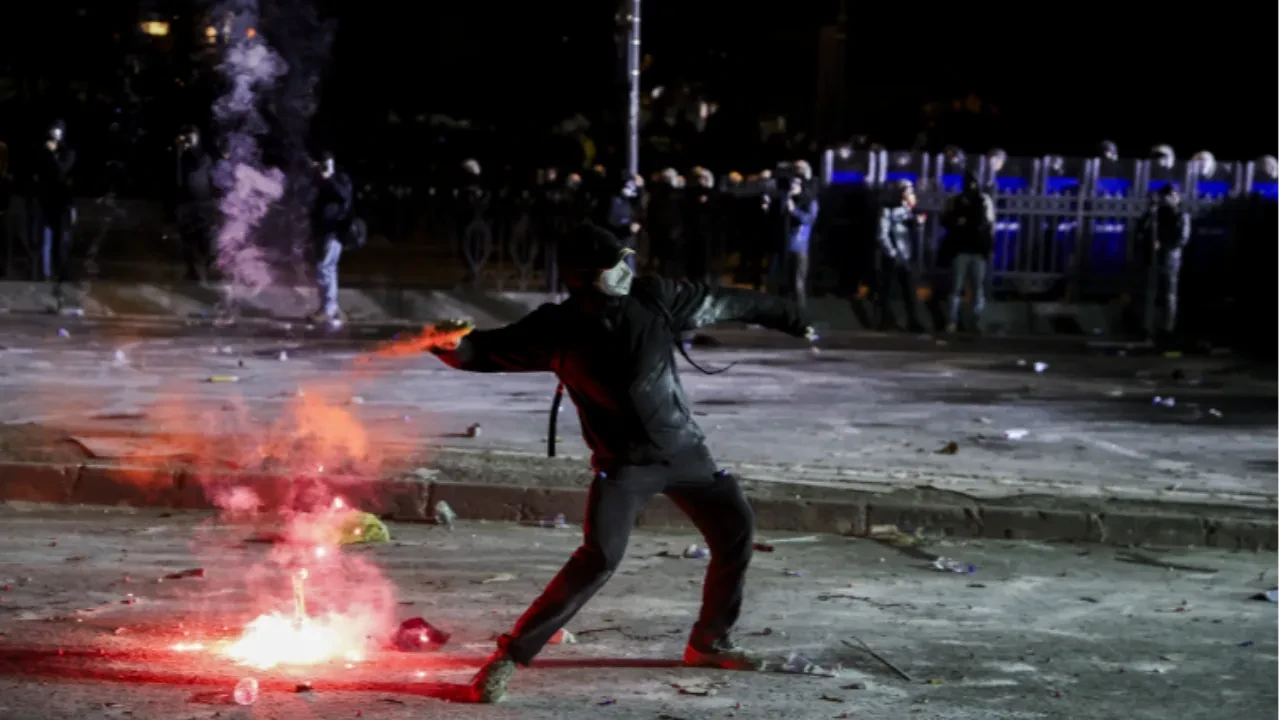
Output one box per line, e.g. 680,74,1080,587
1178,158,1237,317
987,155,1043,294
1086,157,1144,292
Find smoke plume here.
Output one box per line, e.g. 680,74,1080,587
210,3,288,299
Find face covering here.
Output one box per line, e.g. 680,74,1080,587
594,256,635,297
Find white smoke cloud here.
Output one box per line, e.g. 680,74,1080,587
211,6,289,299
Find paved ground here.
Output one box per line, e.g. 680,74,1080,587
0,314,1272,513
0,505,1274,719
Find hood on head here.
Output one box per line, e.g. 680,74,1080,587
559,223,635,295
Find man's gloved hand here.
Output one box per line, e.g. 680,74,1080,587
429,318,475,351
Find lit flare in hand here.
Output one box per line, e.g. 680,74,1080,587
361,319,474,361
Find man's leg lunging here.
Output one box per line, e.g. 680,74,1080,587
665,469,759,670
472,470,650,702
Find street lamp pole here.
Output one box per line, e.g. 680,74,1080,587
625,0,641,179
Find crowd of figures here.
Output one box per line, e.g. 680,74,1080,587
0,118,1269,346
430,159,823,307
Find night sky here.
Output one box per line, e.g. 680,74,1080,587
1,0,1276,161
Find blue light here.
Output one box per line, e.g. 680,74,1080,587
1096,177,1131,196
1252,181,1278,199
1045,176,1080,194
830,170,865,185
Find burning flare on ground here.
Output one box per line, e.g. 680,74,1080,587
222,569,371,669
211,497,394,669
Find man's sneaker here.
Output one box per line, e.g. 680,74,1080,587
308,310,345,328
683,640,764,671
469,650,517,704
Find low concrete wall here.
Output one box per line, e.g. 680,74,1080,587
0,280,1126,336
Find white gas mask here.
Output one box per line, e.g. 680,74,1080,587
594,253,635,297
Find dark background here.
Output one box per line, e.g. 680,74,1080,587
0,0,1276,190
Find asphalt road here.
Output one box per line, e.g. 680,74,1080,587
0,314,1273,511
0,505,1274,720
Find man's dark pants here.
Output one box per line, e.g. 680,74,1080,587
500,448,755,665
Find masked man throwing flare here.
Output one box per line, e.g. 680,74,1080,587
430,223,816,703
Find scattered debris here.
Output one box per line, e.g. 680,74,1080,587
778,652,838,677
1033,362,1048,373
762,535,819,545
868,525,924,547
931,557,976,574
57,328,70,339
1159,653,1187,662
350,395,365,405
337,512,391,545
465,423,482,438
1249,586,1280,602
1208,408,1223,418
233,678,259,706
112,349,128,364
783,569,804,577
1152,395,1176,408
816,594,911,610
540,513,570,529
974,416,992,424
480,573,517,584
1003,428,1029,440
163,568,206,580
935,441,959,455
842,636,913,682
433,501,456,529
598,698,617,706
89,410,147,420
548,629,576,645
841,682,865,690
820,694,844,702
681,544,709,560
278,351,289,361
1116,551,1218,574
753,543,775,552
1080,596,1101,604
393,618,451,652
207,376,240,383
295,681,312,693
1239,641,1255,648
672,679,726,696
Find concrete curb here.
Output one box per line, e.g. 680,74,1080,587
0,457,1273,550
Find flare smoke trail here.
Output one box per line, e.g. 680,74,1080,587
210,2,288,298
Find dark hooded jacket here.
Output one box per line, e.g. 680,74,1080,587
1137,188,1191,264
435,230,809,470
941,173,995,258
311,170,354,241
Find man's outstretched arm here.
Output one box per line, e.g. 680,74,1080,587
433,305,560,373
643,277,811,338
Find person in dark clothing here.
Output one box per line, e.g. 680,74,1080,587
1136,184,1191,341
431,224,815,703
781,175,819,308
34,120,77,309
174,125,216,282
941,172,994,333
454,159,492,286
597,172,644,270
646,168,685,278
683,167,718,284
308,151,353,326
876,180,926,332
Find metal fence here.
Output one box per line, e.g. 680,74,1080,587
817,149,1277,299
